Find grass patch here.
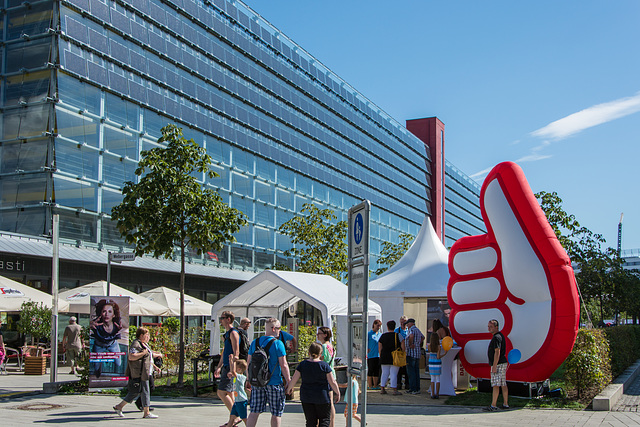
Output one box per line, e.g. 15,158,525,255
115,372,217,398
444,381,586,410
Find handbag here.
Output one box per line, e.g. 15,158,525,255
391,333,406,367
128,377,142,394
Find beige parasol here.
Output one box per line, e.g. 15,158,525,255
0,275,70,312
140,286,213,316
58,281,171,316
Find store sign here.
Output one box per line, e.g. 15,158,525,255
0,258,26,271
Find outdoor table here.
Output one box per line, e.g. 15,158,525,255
192,355,219,397
438,346,461,395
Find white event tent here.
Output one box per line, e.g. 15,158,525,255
369,217,450,324
210,270,382,359
140,286,213,316
0,275,70,312
59,281,171,316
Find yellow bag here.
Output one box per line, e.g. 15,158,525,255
392,333,406,367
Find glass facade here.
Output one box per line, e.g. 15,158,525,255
0,0,439,274
444,161,485,248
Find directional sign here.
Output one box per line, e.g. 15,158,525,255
351,321,363,368
109,252,136,263
349,264,365,313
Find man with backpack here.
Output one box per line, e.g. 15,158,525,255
214,311,240,412
246,318,291,427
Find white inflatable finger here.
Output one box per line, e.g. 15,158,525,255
453,309,504,335
452,247,497,276
450,277,501,305
463,340,492,365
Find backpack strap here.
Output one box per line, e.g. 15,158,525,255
264,337,276,353
257,336,276,351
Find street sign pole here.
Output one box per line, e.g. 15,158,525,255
107,252,136,296
347,200,370,427
107,252,111,297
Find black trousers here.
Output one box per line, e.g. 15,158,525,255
396,365,408,389
301,402,331,427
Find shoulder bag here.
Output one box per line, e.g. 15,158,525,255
391,333,406,367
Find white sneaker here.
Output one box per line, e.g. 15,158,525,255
113,406,124,417
143,413,159,419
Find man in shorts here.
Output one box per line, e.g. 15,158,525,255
246,318,291,427
62,316,84,374
485,319,509,411
214,311,240,412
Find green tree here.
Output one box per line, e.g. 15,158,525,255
535,191,586,260
536,191,624,324
111,124,246,386
277,203,347,280
374,232,415,275
17,301,52,345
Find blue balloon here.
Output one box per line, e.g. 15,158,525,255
508,349,521,364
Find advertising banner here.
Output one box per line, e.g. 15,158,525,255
89,296,129,389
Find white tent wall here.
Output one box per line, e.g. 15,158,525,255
369,294,405,326
210,270,381,360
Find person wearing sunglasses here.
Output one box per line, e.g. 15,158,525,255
214,311,240,413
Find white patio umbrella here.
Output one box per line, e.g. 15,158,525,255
58,281,171,316
140,286,213,316
0,275,70,312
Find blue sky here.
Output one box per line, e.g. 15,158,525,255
241,0,640,251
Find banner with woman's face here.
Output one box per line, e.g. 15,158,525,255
89,295,129,388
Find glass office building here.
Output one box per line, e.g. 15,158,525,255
0,0,481,296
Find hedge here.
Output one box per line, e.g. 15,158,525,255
564,328,611,400
603,325,640,378
563,325,640,402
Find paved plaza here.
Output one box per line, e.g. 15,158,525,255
2,367,640,426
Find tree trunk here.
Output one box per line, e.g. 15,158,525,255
178,239,186,386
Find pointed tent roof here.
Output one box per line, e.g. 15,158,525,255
369,217,450,297
212,270,381,319
59,281,171,316
0,275,70,312
140,286,213,316
210,270,382,355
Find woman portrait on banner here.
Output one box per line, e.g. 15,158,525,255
90,298,127,378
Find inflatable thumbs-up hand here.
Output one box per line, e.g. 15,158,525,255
447,162,579,382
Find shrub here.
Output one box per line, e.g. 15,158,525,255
602,325,640,378
17,301,52,345
564,328,611,400
162,317,180,335
296,325,337,363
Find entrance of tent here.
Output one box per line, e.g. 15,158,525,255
403,297,450,369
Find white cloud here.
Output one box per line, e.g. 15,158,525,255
470,166,494,180
515,153,552,163
531,91,640,140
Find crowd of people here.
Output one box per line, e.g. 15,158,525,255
104,308,510,422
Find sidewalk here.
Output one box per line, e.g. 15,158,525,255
613,369,640,412
0,365,77,398
2,367,640,425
